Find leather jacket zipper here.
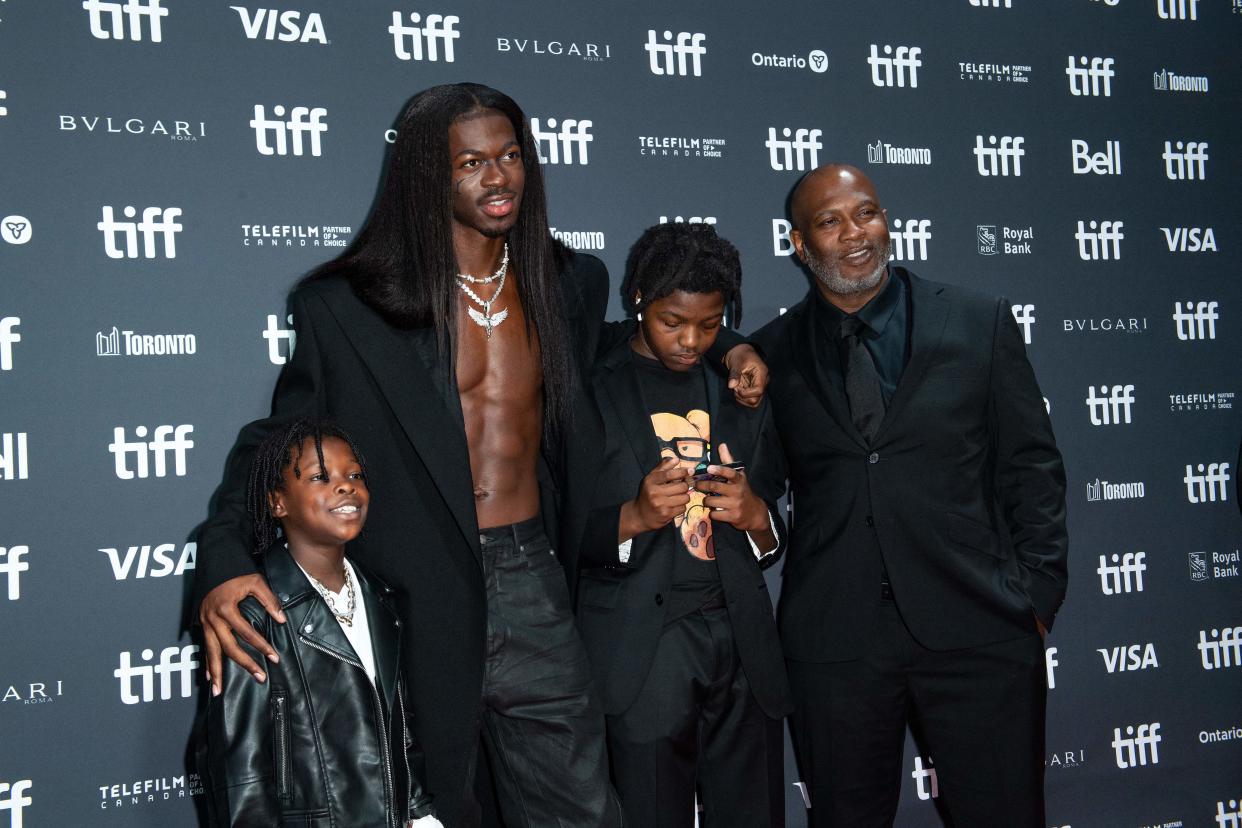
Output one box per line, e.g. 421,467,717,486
272,692,291,804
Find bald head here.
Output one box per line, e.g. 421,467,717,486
790,164,880,232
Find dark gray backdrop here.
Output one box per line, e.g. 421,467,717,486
1,1,1239,826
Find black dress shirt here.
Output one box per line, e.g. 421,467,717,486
810,266,911,405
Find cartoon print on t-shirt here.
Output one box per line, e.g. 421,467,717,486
651,409,714,560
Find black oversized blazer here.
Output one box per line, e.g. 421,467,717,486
575,323,793,719
193,252,612,824
751,268,1069,663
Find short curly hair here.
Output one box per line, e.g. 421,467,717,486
620,222,742,327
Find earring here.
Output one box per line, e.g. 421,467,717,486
637,311,643,321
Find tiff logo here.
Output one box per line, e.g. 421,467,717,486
84,0,167,42
911,756,938,800
0,780,33,827
1097,551,1146,595
1111,722,1161,768
766,127,822,172
1011,304,1035,345
264,313,297,364
389,11,459,62
1185,462,1231,503
974,135,1024,176
868,44,921,87
0,433,29,481
114,644,199,704
0,317,20,371
645,30,706,77
1045,646,1059,689
0,546,29,600
251,105,327,157
1066,56,1115,96
1158,0,1199,19
1173,301,1218,340
530,118,592,165
1218,799,1242,828
1075,220,1124,261
1085,384,1135,426
1199,626,1242,670
231,7,327,44
108,425,194,479
889,219,931,261
1162,140,1209,180
98,206,182,259
1071,139,1121,175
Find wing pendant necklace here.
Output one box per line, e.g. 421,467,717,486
455,243,509,339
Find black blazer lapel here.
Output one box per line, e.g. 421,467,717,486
789,297,868,450
597,339,662,475
356,565,401,716
875,273,949,441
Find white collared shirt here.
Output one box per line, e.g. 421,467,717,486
296,558,377,684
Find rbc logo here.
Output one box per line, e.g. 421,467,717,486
1184,462,1231,503
1097,552,1146,594
645,30,706,77
1162,140,1209,180
114,644,199,704
1075,220,1124,261
83,0,167,42
108,425,195,479
231,7,327,44
251,105,327,157
1011,304,1035,345
973,135,1024,176
98,206,182,259
0,317,20,371
868,44,921,88
1172,301,1219,340
0,433,29,481
0,545,29,600
766,127,822,172
388,11,459,62
530,118,592,165
0,780,33,827
263,313,297,364
1111,722,1161,768
889,219,931,261
1065,56,1114,96
1085,384,1134,425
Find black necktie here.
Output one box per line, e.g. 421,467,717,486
840,316,885,443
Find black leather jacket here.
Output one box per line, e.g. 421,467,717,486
201,544,435,827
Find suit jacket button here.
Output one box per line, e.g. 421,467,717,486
654,593,664,606
868,452,880,464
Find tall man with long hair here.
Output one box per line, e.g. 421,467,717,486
193,83,765,826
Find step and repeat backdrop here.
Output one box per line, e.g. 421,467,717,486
1,1,1239,826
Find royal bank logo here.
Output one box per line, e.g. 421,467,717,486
889,219,931,261
0,545,28,600
99,772,203,811
532,117,592,165
241,223,351,249
1169,391,1234,412
1184,462,1231,503
0,433,28,481
108,425,194,479
867,139,931,165
96,327,197,357
645,30,706,76
1075,220,1124,261
1046,748,1085,769
1,679,62,706
766,127,822,171
1085,384,1135,425
1158,0,1199,19
114,645,199,704
1,317,20,370
496,35,611,62
1,216,30,245
231,6,327,44
1012,304,1035,344
974,135,1024,176
868,44,921,87
58,114,206,142
98,206,182,259
389,11,459,62
977,225,1034,256
0,780,33,825
958,60,1031,83
1099,642,1159,673
1066,56,1115,96
1071,139,1121,174
1086,478,1146,502
751,49,828,74
1112,722,1161,768
1161,227,1217,252
1190,551,1208,581
1062,316,1147,334
1163,140,1209,180
910,755,938,800
638,135,725,160
1199,626,1242,670
1098,552,1146,594
1154,68,1209,92
263,313,297,365
101,543,196,580
550,227,606,251
251,105,327,157
84,0,167,42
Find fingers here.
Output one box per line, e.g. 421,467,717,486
252,579,288,626
717,443,735,465
201,624,224,698
205,609,265,685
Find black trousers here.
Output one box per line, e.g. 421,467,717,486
469,517,622,828
607,604,784,828
788,599,1046,828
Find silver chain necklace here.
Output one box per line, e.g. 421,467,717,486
456,243,509,338
306,563,356,627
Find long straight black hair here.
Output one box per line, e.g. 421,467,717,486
306,83,573,441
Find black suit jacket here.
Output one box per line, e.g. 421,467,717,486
575,324,793,719
193,252,611,824
751,268,1068,662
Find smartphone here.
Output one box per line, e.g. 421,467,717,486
692,461,745,482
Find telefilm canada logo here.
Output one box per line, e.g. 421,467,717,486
1169,391,1234,412
638,134,725,161
958,59,1031,83
240,222,352,249
98,772,204,811
58,113,206,142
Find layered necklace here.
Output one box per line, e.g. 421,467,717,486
306,563,356,627
456,243,509,339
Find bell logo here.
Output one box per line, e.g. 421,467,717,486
250,105,327,157
1111,722,1161,769
388,11,459,62
1085,384,1134,426
0,546,29,600
910,756,938,800
0,780,33,827
1172,301,1218,340
1097,552,1146,595
0,433,29,481
263,313,297,364
108,425,195,479
889,219,931,261
114,644,199,704
1065,56,1114,97
530,118,592,165
644,30,706,77
98,206,182,259
1071,139,1121,175
772,219,793,257
1184,462,1231,503
231,7,327,44
1011,304,1035,345
83,0,167,42
766,127,822,172
973,135,1024,176
1199,627,1242,670
1162,140,1209,180
1158,0,1199,19
0,317,20,371
868,44,921,88
1075,220,1124,261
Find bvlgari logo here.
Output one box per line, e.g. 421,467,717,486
58,114,206,142
495,35,612,62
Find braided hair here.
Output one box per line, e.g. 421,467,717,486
620,222,743,327
246,418,369,554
